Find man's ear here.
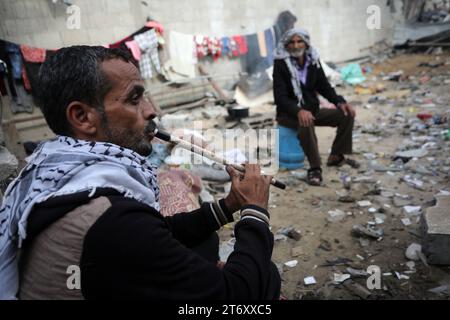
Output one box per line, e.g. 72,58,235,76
66,102,101,138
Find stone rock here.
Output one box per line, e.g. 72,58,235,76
351,224,384,239
327,209,346,223
421,196,450,265
405,243,422,261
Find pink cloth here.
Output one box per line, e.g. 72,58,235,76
145,21,164,35
125,40,141,61
20,44,46,63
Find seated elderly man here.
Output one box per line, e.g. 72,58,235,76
273,28,359,186
0,46,280,300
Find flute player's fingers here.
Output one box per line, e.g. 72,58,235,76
225,164,270,211
242,163,260,177
226,166,243,182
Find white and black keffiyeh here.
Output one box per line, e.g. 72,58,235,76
0,136,160,299
274,28,321,107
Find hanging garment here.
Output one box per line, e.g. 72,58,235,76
125,40,141,61
209,37,222,61
163,31,197,80
108,25,148,49
257,31,267,58
242,29,276,75
264,27,276,65
241,33,262,75
0,40,19,98
195,35,209,59
145,21,165,35
20,45,46,63
232,36,248,55
221,37,230,56
22,50,56,95
22,66,31,91
134,29,161,79
230,37,238,57
5,42,22,80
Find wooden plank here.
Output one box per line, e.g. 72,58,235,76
197,65,232,103
160,97,209,115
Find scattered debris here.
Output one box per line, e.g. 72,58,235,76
357,200,372,208
277,226,302,241
403,206,422,216
327,209,346,223
333,273,351,284
428,284,450,297
322,257,353,267
343,281,372,299
405,243,423,261
346,267,369,278
401,218,413,226
304,276,317,286
284,260,299,268
352,224,384,239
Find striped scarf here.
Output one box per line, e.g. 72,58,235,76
274,28,321,107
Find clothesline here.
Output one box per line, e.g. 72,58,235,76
1,18,290,97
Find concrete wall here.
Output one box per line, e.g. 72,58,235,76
0,0,394,60
0,0,395,105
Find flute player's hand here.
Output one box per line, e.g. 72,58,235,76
224,164,272,213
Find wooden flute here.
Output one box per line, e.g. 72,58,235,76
153,128,286,190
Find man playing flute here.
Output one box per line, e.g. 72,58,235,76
0,46,281,300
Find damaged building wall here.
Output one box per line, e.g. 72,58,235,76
0,0,394,64
0,0,394,107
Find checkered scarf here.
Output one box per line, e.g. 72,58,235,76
135,29,161,79
0,136,160,299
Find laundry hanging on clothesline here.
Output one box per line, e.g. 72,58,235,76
191,23,282,75
1,9,296,91
190,10,296,75
162,31,198,81
0,40,45,113
0,20,165,101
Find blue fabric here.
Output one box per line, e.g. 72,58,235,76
5,42,22,80
264,28,275,66
242,31,275,75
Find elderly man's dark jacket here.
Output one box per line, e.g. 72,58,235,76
273,59,346,128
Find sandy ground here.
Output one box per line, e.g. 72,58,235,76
220,53,450,300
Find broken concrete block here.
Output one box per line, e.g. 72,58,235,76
421,196,450,265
